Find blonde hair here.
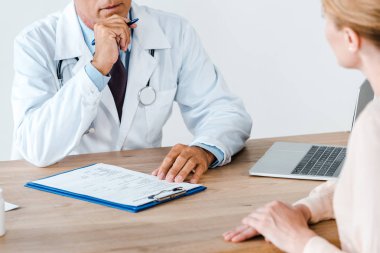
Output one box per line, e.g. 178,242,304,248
322,0,380,48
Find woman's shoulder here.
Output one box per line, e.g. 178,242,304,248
349,99,380,167
354,98,380,130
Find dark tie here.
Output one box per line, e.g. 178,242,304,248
108,56,128,122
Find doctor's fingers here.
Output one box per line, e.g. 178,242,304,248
101,15,131,30
95,23,130,51
106,14,131,24
165,155,189,182
151,168,159,176
190,165,207,184
106,25,131,51
156,146,183,180
174,159,198,183
152,155,186,178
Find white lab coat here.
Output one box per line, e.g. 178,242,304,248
11,2,252,167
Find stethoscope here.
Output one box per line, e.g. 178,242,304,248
137,49,157,106
56,11,157,107
57,50,156,106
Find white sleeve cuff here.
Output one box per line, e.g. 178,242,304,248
304,236,342,253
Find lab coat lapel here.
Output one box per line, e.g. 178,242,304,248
54,2,83,61
55,2,120,125
117,44,157,147
117,3,171,147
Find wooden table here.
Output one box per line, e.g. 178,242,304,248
0,132,348,253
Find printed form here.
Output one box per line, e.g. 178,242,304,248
32,163,201,206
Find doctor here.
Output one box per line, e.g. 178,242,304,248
12,0,252,183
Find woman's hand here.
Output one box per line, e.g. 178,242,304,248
224,202,315,253
223,224,260,243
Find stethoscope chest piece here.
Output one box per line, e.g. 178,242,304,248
138,86,156,106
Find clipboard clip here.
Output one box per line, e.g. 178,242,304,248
148,187,187,202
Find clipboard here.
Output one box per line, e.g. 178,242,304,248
25,164,207,213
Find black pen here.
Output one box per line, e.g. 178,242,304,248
91,18,139,46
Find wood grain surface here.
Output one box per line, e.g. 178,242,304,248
0,132,349,253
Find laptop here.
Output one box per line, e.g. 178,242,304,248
249,80,374,180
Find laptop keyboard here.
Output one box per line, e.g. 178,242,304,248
291,146,346,177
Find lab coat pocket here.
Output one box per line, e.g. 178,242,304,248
145,88,177,145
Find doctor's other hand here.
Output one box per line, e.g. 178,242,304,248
152,144,215,184
224,202,315,253
92,15,137,75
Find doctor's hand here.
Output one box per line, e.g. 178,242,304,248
152,144,215,184
91,15,137,75
224,202,315,253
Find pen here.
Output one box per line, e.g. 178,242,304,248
91,18,139,46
